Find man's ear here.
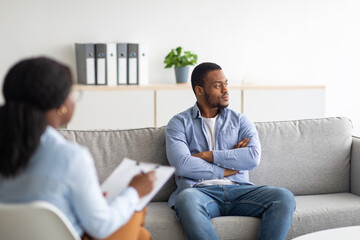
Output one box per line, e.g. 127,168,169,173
195,86,204,96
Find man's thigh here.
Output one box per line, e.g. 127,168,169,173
174,186,224,219
225,185,294,217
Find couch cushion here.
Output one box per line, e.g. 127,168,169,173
145,202,186,240
59,127,176,202
251,117,352,195
288,193,360,239
145,193,360,240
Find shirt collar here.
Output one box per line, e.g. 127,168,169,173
191,102,228,119
40,125,63,143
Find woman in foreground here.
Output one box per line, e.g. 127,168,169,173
0,57,155,240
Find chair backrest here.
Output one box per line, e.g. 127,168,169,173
0,201,81,240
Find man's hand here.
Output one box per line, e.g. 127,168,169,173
234,138,250,149
224,169,239,176
129,170,156,198
192,151,213,163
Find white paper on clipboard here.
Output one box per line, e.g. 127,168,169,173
101,158,175,211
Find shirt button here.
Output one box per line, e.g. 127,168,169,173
217,164,220,166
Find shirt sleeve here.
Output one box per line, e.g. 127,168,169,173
212,114,261,170
166,116,225,180
67,148,139,239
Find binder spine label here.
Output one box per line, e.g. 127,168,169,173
97,58,106,85
118,58,127,85
128,58,137,84
86,58,95,85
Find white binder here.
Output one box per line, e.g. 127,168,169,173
106,43,117,86
138,43,149,85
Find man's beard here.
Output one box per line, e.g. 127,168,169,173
204,91,229,109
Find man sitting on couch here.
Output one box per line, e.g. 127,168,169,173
165,62,296,240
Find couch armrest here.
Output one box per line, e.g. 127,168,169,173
351,136,360,196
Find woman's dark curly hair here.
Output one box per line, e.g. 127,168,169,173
0,57,73,178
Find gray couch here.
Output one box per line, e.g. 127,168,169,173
59,117,360,240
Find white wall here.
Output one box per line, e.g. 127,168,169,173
1,0,360,135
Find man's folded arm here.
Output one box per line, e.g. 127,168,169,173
191,144,260,171
212,115,261,171
212,146,260,170
166,121,225,180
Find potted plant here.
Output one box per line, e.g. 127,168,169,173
164,46,198,83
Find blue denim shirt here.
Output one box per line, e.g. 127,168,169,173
166,103,261,207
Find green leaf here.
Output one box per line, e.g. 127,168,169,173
165,63,173,68
175,47,182,56
164,46,197,68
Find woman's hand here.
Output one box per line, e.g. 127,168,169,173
129,171,156,198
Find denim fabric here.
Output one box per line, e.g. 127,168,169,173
174,185,296,240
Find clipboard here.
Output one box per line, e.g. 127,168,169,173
101,158,175,211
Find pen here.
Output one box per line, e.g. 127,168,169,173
136,161,159,174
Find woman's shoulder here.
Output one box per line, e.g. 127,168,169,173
26,127,94,182
40,126,92,164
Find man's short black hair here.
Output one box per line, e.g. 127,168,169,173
191,62,222,95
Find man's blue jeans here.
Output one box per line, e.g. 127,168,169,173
174,184,296,240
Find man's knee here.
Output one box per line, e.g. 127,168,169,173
272,187,296,211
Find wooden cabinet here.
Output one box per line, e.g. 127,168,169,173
68,89,154,130
69,84,325,130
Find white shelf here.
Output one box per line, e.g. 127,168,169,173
68,84,326,129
